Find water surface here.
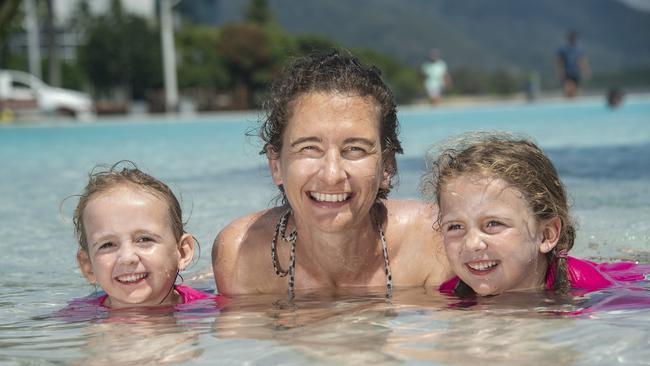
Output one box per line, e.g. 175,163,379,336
1,96,649,365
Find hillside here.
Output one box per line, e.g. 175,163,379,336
207,0,650,77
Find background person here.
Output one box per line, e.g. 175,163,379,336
556,30,590,98
421,48,452,105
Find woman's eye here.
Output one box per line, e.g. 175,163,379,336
343,146,367,158
137,236,154,243
300,145,318,152
486,220,502,227
447,223,462,231
98,242,114,250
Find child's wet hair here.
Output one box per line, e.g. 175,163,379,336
73,161,185,252
421,132,576,293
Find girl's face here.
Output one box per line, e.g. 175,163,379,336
439,174,559,296
268,92,389,232
77,185,194,308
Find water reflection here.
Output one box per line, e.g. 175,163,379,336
213,288,401,363
71,310,203,365
4,285,649,364
211,288,581,364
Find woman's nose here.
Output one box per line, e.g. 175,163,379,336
321,151,347,185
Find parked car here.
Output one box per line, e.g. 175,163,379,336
0,69,94,120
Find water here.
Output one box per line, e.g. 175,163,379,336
1,96,649,365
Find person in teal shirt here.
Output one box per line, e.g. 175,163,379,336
421,49,452,105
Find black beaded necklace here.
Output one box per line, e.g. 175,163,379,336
271,208,393,298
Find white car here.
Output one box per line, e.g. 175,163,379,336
0,69,94,120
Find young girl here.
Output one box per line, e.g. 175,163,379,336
72,162,214,308
421,132,649,297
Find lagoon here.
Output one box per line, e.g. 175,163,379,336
1,96,649,365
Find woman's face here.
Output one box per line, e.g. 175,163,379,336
268,92,389,232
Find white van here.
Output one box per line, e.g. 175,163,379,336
0,69,94,121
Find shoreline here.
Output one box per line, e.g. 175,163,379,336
3,90,650,127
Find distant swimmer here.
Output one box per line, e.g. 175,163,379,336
606,87,624,108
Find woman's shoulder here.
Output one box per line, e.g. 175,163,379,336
214,207,285,248
382,199,451,286
383,199,438,230
212,207,286,295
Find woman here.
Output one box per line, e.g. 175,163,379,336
212,51,450,296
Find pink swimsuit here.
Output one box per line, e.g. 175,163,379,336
58,285,223,322
440,256,650,294
84,284,216,307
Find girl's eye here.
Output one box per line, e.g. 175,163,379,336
137,236,154,243
485,220,505,233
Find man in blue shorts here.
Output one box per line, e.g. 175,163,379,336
556,30,590,98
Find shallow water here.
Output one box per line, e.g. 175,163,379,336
1,96,649,365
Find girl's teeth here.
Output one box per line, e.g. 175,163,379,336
117,273,147,283
311,192,349,202
468,261,498,271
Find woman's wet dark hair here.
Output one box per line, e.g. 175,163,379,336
259,50,403,200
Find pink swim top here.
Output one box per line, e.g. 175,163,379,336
57,285,223,322
86,284,216,307
440,256,650,294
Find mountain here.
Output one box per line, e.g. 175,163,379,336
206,0,650,77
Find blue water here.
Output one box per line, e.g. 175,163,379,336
0,96,649,365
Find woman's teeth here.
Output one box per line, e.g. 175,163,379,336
310,192,350,202
467,261,498,271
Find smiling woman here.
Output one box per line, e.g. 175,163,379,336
212,51,452,297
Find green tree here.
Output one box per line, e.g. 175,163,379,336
355,48,422,103
218,22,271,108
177,26,228,89
0,0,21,40
78,1,161,100
0,0,24,68
244,0,272,25
294,34,338,55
